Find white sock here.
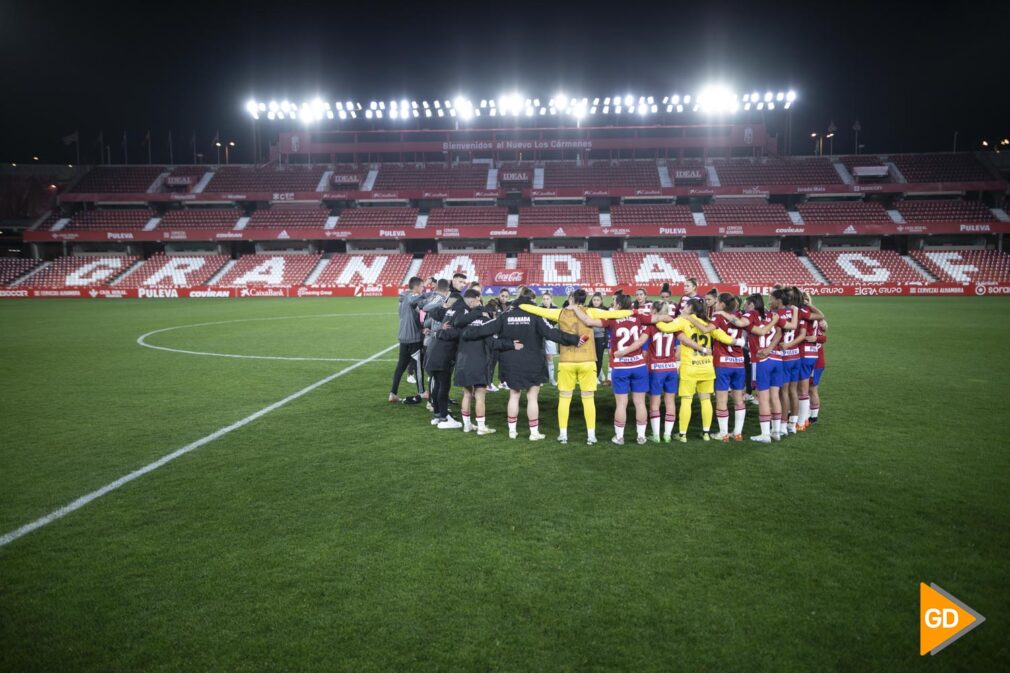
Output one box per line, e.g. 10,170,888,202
614,422,625,438
664,414,675,438
789,415,798,430
507,416,518,434
462,414,472,431
811,406,820,419
477,416,486,430
650,415,660,436
636,423,647,439
760,420,770,436
559,428,568,439
587,430,596,442
717,414,729,437
798,398,810,425
734,408,746,435
547,360,555,382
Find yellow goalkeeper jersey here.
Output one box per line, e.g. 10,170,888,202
519,305,631,363
656,316,734,381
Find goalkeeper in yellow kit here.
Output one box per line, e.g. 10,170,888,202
656,297,742,442
520,288,633,445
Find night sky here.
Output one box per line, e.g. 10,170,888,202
2,0,1008,164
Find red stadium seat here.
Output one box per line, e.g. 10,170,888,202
246,205,330,228
708,252,817,285
610,204,694,226
542,160,659,190
205,165,326,192
519,206,599,228
711,158,842,186
896,200,995,223
426,207,508,228
517,252,605,285
311,254,413,286
796,201,891,223
703,202,792,225
910,249,1010,284
158,207,242,229
65,209,155,230
68,167,164,193
215,254,321,286
807,250,925,284
417,253,506,284
891,154,994,183
0,258,44,286
337,207,419,228
372,164,489,191
611,251,709,286
116,253,231,287
23,255,140,287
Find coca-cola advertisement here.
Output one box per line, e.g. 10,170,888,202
492,269,526,284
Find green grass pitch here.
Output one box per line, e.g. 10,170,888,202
1,296,1008,672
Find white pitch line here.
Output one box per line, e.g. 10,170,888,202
0,343,399,548
137,312,398,362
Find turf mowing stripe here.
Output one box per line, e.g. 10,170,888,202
0,343,399,549
137,313,397,362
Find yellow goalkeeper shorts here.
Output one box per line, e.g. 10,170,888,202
557,362,598,392
678,377,714,396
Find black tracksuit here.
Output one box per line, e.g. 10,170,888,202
462,303,579,390
424,303,465,419
453,306,516,388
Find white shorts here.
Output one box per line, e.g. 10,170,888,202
544,340,558,356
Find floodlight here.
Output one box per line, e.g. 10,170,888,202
390,100,398,109
549,107,557,115
786,91,797,102
269,100,278,110
764,92,773,102
366,109,373,119
647,96,654,105
692,105,699,112
453,96,466,109
423,100,430,108
638,96,646,105
784,101,792,109
756,102,764,110
672,95,680,105
776,92,784,102
444,100,452,108
399,99,408,110
281,100,291,112
666,104,673,112
376,110,383,118
480,99,487,107
290,109,298,119
390,109,399,119
555,94,567,108
744,103,751,111
533,98,541,107
369,101,377,110
676,104,683,112
767,102,775,110
425,109,432,117
437,109,444,117
379,101,386,110
624,94,633,105
603,106,609,113
350,110,356,118
593,97,600,105
615,105,622,113
412,101,418,109
339,110,347,120
267,111,276,120
590,106,597,114
258,103,266,112
651,104,658,113
526,107,535,117
434,100,441,108
604,97,611,105
449,109,456,117
326,110,334,119
683,95,691,104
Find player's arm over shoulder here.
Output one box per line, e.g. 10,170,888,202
519,304,562,321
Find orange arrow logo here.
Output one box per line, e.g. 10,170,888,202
920,583,985,655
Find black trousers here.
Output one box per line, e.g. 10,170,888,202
431,369,452,418
391,342,422,395
595,337,608,376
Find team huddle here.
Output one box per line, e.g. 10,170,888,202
390,274,828,445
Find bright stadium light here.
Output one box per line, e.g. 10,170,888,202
744,102,752,111
764,92,773,102
615,104,622,114
671,94,680,105
489,108,497,117
326,110,334,119
651,104,658,113
776,92,785,102
433,100,441,109
590,106,597,114
602,106,609,113
683,95,691,104
603,97,611,105
676,104,683,112
350,110,357,118
786,90,797,102
437,109,444,117
624,94,633,106
338,110,347,120
757,102,764,110
784,101,792,109
390,109,399,119
767,102,775,110
365,109,373,119
267,111,276,120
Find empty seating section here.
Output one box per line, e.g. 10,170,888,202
910,249,1010,284
542,161,659,189
159,208,242,229
709,252,817,285
611,252,709,285
66,209,155,229
117,254,230,287
668,160,707,184
68,167,164,193
417,253,506,283
372,165,488,191
0,258,43,286
892,154,994,183
703,202,791,225
337,207,418,228
896,200,995,222
807,250,925,284
427,207,508,228
246,205,330,228
839,156,892,182
311,254,413,286
205,166,326,192
712,158,841,185
519,206,599,228
610,204,694,226
518,253,606,285
25,255,140,287
797,201,891,223
215,254,321,286
327,166,367,190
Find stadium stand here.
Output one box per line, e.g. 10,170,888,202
910,249,1010,284
0,258,44,286
337,207,419,228
372,164,488,191
518,252,606,285
426,206,508,228
116,254,231,287
204,165,326,192
417,253,506,283
327,165,368,190
891,154,994,183
215,254,321,287
807,250,925,284
711,158,842,185
542,160,660,190
709,252,818,285
311,254,413,286
158,207,243,229
796,201,892,223
702,202,792,225
65,209,155,229
839,156,893,183
68,166,164,193
668,159,708,184
246,205,330,228
518,206,599,228
25,255,139,287
895,200,996,222
610,204,695,226
612,251,709,285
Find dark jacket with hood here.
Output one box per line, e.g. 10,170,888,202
453,304,516,387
